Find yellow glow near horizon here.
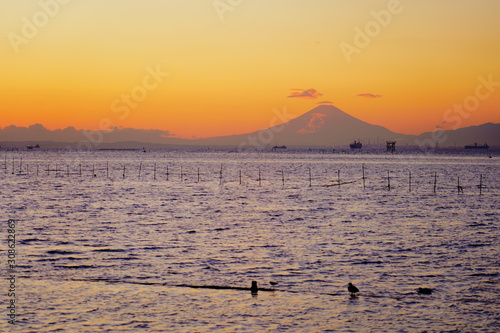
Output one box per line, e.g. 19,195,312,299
1,0,499,138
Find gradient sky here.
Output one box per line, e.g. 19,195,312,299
1,0,499,138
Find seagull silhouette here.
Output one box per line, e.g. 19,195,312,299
347,282,359,296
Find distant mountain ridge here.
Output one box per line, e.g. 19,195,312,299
1,105,499,148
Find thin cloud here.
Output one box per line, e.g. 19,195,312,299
357,93,382,98
317,101,333,105
288,88,323,99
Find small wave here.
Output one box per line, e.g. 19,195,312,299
352,260,384,265
92,248,127,252
20,238,43,244
469,273,498,277
56,265,95,269
47,250,81,255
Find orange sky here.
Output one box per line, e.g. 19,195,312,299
1,0,499,138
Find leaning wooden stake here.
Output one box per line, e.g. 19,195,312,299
457,176,463,194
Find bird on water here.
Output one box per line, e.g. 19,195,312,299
347,282,359,296
416,287,433,294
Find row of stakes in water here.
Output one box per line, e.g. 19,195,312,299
3,159,488,195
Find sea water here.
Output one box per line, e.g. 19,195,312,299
1,149,498,332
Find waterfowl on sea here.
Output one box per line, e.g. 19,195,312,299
416,287,433,294
347,282,359,296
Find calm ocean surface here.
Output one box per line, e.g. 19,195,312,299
1,150,499,332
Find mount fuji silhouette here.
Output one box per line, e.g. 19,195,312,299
201,105,411,147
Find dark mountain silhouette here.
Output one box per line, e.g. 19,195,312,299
200,105,412,147
1,105,498,148
414,122,500,148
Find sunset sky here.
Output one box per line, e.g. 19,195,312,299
1,0,499,139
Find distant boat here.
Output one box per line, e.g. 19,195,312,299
27,144,40,150
349,140,362,149
272,145,287,150
464,143,489,149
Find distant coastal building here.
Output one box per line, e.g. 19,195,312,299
386,141,396,152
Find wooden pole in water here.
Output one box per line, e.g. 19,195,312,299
138,162,142,179
154,163,157,180
67,165,70,177
4,156,6,174
79,163,82,177
197,167,200,183
337,170,341,188
123,165,126,179
55,164,58,177
433,172,437,194
479,174,483,196
106,161,109,178
180,166,183,182
36,164,39,176
258,168,261,186
308,168,312,187
47,164,50,176
282,169,285,186
219,164,223,185
12,157,14,174
457,176,463,194
19,158,22,174
362,165,366,189
409,171,412,192
387,170,391,191
239,170,242,185
166,165,169,181
92,164,96,177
